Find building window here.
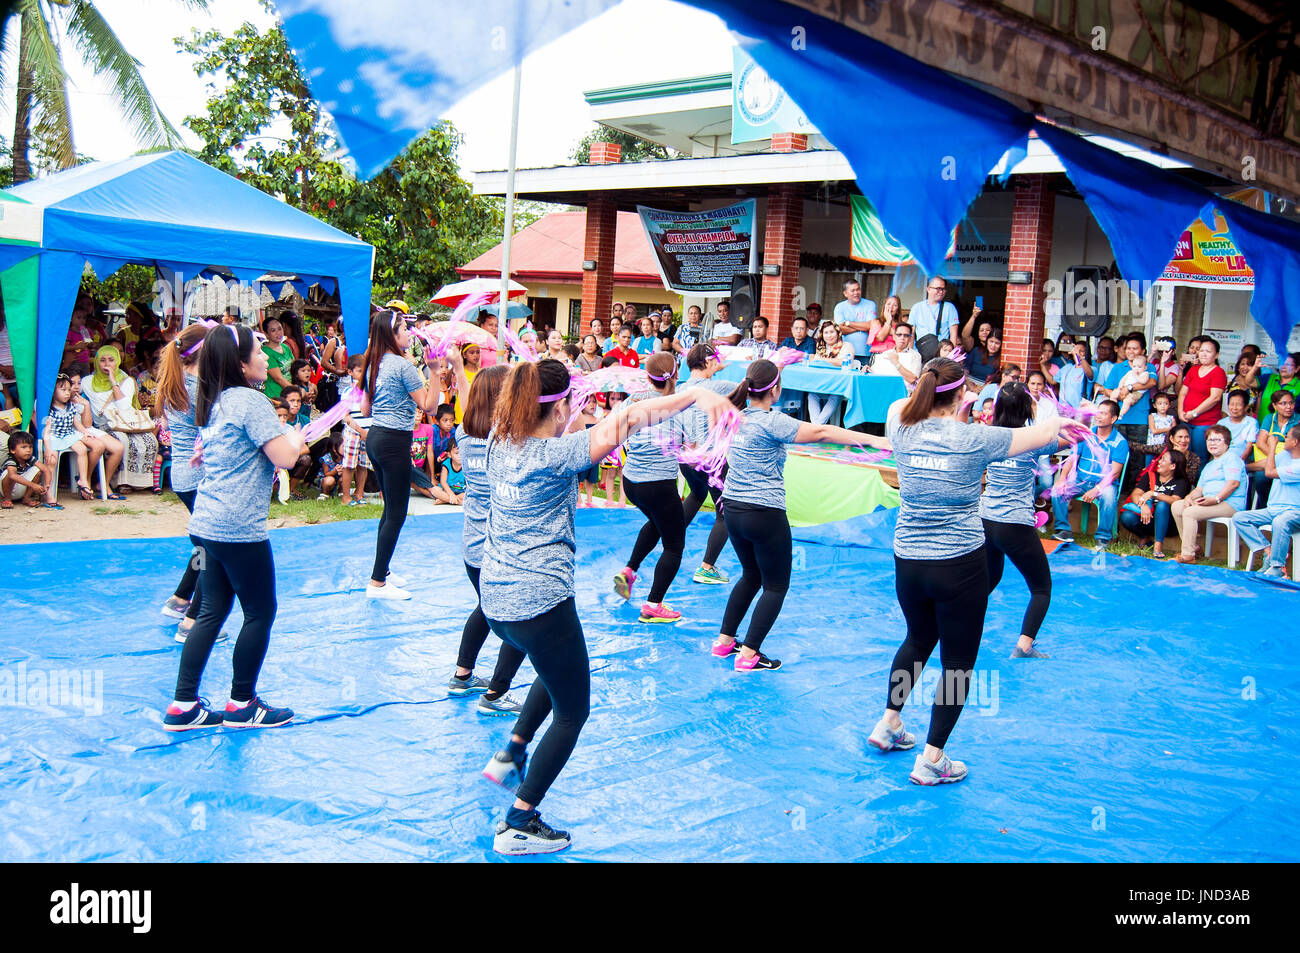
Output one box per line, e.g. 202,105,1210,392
568,299,582,339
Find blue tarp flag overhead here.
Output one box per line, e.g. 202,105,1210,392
6,151,373,419
274,0,620,178
1217,199,1300,358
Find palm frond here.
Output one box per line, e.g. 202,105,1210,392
20,0,75,167
62,0,183,149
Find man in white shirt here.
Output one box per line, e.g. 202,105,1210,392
909,276,959,345
869,322,921,384
833,279,877,356
673,305,705,355
710,298,741,345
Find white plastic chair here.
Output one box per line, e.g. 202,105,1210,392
1205,516,1238,567
53,447,108,502
1239,524,1300,580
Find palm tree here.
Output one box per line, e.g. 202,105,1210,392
3,0,206,183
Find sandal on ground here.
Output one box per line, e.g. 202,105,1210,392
106,492,126,501
41,501,64,510
77,484,94,501
1,499,12,509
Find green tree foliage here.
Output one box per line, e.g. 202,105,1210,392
571,126,674,163
79,262,155,305
177,10,506,304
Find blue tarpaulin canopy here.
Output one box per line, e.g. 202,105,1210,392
272,0,1300,357
4,150,373,423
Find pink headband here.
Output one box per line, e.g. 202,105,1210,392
539,383,571,403
935,374,967,393
180,336,205,358
646,359,677,383
750,375,779,393
227,324,240,346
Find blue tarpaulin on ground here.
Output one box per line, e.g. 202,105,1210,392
1,510,1295,862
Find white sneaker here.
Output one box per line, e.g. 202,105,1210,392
386,571,408,588
276,470,290,503
365,582,411,601
492,814,570,856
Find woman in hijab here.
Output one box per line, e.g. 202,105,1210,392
85,345,158,491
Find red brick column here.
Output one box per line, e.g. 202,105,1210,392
1002,174,1055,373
581,198,617,336
759,185,804,342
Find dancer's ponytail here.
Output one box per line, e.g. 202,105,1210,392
899,357,965,426
727,358,780,409
156,324,208,415
493,358,571,444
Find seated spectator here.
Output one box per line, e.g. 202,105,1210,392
1232,423,1300,578
631,317,659,357
289,359,318,408
600,316,619,352
656,309,676,351
1249,389,1296,507
1257,351,1299,423
84,346,158,492
1119,448,1190,558
315,434,344,501
1171,424,1246,564
975,363,1023,409
432,440,466,505
937,339,954,359
2,431,53,509
577,334,603,373
430,403,456,475
1228,352,1262,413
1135,420,1201,485
737,316,776,359
866,295,901,354
280,386,312,428
409,411,437,499
869,321,920,384
1051,399,1128,549
709,300,742,346
564,342,581,364
1221,389,1258,462
780,315,816,356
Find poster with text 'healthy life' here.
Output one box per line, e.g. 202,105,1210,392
637,200,758,294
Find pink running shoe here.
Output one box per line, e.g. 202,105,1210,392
613,568,636,600
638,602,682,624
711,638,740,658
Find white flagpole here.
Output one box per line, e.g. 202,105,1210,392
498,64,522,356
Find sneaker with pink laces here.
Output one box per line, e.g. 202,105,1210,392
711,638,740,658
613,567,636,600
638,602,682,624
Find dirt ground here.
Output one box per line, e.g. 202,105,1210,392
0,493,313,545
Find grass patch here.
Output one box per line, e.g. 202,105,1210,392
268,496,380,526
92,505,144,516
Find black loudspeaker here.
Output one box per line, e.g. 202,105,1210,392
1063,265,1110,338
729,273,761,331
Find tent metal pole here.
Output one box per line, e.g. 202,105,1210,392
498,63,522,356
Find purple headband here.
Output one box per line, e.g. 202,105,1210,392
646,358,678,383
750,374,780,393
539,383,571,404
180,336,205,358
935,374,967,393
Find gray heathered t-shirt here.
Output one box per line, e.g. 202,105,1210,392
165,374,202,493
979,450,1038,527
679,376,736,445
886,398,1015,559
188,387,287,543
370,353,423,430
621,391,684,483
479,428,594,622
456,424,490,568
721,407,802,509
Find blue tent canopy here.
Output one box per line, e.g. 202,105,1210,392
5,151,373,423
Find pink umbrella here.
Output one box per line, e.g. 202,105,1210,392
430,277,528,307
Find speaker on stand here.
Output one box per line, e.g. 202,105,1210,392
729,273,761,334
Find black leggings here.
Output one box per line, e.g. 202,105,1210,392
681,463,730,567
624,477,687,602
457,563,527,695
982,519,1052,641
366,425,413,583
887,547,988,750
487,598,590,807
174,536,277,703
719,500,792,651
172,489,203,622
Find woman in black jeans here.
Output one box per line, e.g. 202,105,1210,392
361,310,443,601
979,381,1062,659
154,323,221,644
871,358,1074,783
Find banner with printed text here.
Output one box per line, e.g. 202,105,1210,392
636,200,758,293
1159,209,1255,289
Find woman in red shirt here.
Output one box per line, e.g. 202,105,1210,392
608,326,640,368
1177,337,1227,464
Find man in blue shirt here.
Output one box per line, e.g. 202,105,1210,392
780,315,816,355
907,276,960,346
1232,425,1300,578
1098,333,1157,445
832,279,877,356
1052,399,1129,549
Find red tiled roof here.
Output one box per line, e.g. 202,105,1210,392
457,210,663,287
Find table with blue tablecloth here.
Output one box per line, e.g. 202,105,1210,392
679,359,907,426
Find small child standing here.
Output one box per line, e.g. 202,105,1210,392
271,401,293,504
1115,354,1152,419
1147,391,1175,448
339,354,372,506
1,431,53,509
432,440,466,505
